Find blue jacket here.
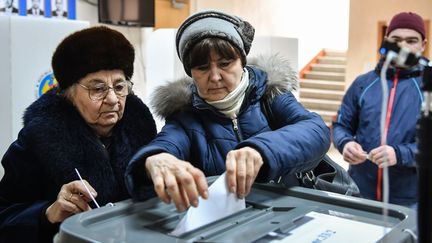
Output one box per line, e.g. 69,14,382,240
332,62,423,205
126,56,330,200
0,90,156,242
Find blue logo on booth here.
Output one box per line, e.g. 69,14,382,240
37,72,58,97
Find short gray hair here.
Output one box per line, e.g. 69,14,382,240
61,84,77,102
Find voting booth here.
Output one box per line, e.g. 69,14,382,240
0,16,88,161
57,181,416,243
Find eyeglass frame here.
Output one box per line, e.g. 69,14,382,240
78,80,134,101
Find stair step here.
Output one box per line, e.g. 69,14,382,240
300,98,341,111
300,79,345,91
310,109,337,123
304,71,345,81
311,63,346,73
318,56,346,65
300,88,345,100
324,49,347,57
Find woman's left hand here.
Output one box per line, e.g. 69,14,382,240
225,146,263,199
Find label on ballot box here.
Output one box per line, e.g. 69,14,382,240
254,211,391,243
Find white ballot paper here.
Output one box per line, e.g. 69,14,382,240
171,173,245,236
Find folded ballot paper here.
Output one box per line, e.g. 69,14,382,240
171,173,245,236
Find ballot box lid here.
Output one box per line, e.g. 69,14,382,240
57,183,416,243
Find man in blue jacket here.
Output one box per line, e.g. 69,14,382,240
333,12,427,209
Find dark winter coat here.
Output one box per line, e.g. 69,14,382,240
0,90,156,242
126,55,331,200
332,62,423,206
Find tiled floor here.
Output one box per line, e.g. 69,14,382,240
327,145,349,171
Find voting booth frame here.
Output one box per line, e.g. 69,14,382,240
57,181,416,243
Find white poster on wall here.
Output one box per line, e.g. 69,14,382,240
27,0,44,17
0,0,19,15
51,0,67,18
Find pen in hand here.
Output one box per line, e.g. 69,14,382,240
74,168,100,208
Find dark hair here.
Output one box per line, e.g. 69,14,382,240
185,38,245,72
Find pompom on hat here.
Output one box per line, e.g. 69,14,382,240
175,10,255,76
52,26,135,90
386,12,426,40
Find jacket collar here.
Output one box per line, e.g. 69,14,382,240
20,89,156,204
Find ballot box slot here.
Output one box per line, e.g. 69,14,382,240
170,202,279,240
194,208,307,242
184,206,273,241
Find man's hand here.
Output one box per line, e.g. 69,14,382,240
342,141,367,164
145,153,209,212
369,145,397,168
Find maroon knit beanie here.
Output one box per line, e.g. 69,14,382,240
386,12,425,39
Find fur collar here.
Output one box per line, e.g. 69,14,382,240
151,54,298,119
23,90,155,139
20,90,156,204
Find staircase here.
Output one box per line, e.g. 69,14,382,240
299,49,347,126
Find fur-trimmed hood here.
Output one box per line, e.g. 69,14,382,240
151,54,298,119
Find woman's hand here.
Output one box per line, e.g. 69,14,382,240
225,146,263,199
145,153,209,212
45,180,97,223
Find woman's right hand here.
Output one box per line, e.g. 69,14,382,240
145,152,209,212
45,180,97,223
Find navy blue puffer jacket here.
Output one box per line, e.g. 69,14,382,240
126,57,330,200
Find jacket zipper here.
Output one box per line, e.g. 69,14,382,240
232,118,243,142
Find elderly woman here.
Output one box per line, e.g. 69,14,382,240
126,10,330,211
0,26,156,242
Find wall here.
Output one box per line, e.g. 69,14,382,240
193,0,350,70
155,0,190,28
347,0,432,86
75,0,150,99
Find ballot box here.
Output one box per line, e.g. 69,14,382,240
56,183,416,243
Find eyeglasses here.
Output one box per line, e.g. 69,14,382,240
78,80,133,101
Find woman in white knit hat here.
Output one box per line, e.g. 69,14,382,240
126,10,330,212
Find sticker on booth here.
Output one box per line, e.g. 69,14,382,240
36,72,57,98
